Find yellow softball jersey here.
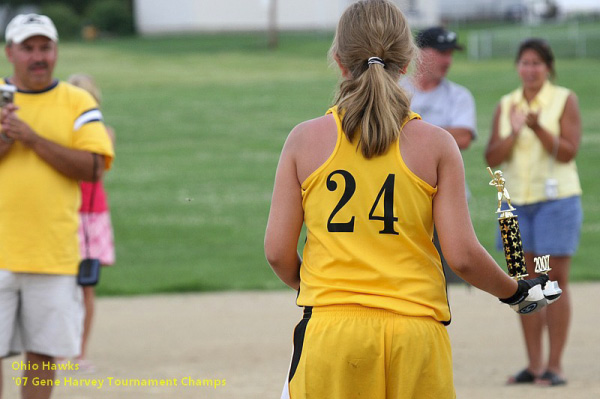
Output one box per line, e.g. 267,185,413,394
297,106,451,323
0,79,114,275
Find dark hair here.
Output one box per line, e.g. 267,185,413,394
516,38,555,79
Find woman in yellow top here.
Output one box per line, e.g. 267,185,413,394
265,2,556,398
485,38,582,387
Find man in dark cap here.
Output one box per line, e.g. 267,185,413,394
401,26,476,150
400,27,477,284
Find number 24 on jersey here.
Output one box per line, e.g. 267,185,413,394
326,170,398,235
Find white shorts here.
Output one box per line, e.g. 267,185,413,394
0,270,84,358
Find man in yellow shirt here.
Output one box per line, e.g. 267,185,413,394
0,14,114,399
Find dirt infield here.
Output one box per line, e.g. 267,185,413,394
3,283,599,398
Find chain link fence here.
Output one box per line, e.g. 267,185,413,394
466,21,600,59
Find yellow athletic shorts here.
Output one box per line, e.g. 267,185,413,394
282,305,455,399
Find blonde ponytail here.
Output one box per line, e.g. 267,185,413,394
331,0,415,158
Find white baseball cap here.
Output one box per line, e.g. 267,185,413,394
5,14,58,44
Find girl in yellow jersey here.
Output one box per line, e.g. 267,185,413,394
265,1,555,398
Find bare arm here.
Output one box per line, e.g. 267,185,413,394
434,131,518,298
1,104,104,181
487,93,582,167
485,103,519,168
0,138,13,159
445,127,473,150
527,93,581,163
264,128,304,290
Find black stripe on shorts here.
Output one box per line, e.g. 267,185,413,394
288,306,312,382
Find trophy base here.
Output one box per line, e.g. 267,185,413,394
497,210,515,219
513,273,529,281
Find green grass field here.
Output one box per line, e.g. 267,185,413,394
1,30,598,295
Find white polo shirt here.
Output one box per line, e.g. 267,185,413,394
400,78,477,139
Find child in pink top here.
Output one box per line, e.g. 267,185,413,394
69,74,115,372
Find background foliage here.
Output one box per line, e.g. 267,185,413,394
2,0,134,38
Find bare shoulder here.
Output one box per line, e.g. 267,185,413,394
287,114,335,145
284,114,336,157
402,119,457,153
565,91,580,111
286,114,338,184
401,119,460,187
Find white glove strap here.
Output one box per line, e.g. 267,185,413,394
511,285,545,314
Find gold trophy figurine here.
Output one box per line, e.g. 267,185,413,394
488,168,516,215
487,167,527,280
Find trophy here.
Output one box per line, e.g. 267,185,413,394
487,167,552,280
